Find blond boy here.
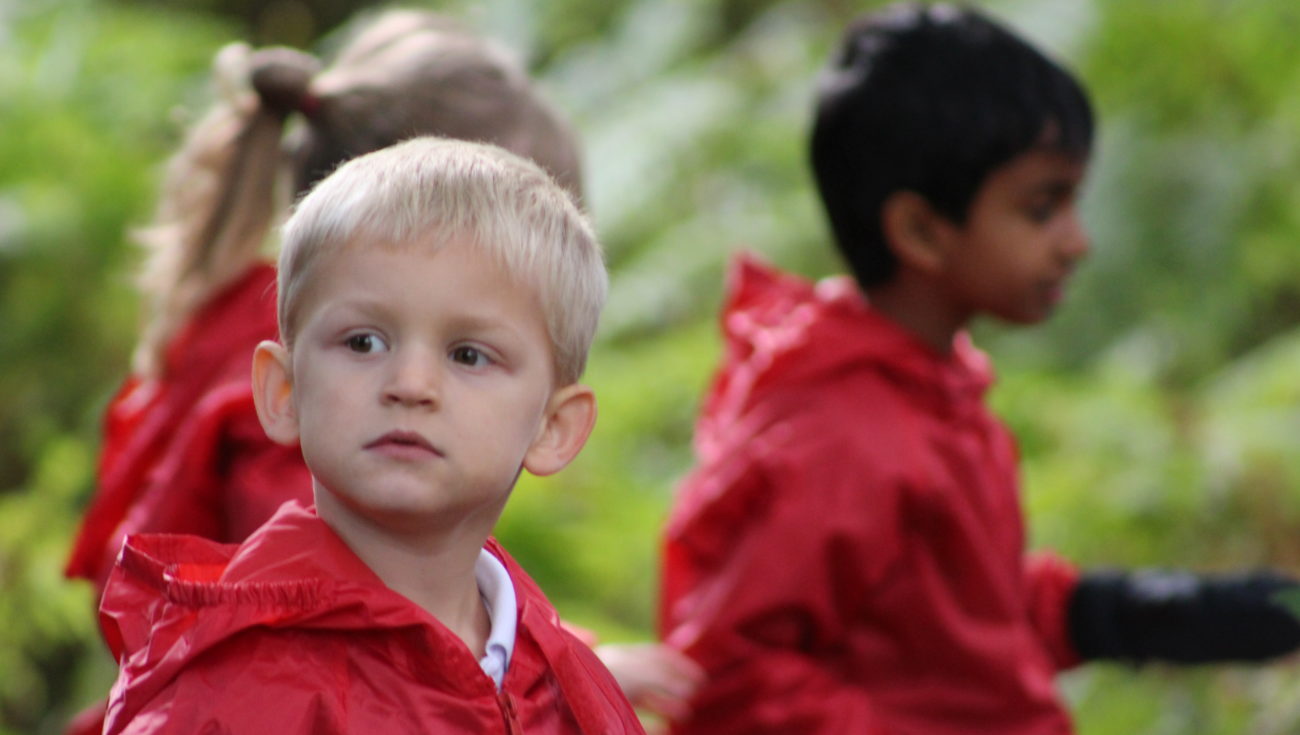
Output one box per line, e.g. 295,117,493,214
100,137,644,734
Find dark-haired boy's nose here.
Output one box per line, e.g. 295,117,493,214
1059,211,1091,263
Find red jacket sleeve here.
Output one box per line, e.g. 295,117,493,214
661,428,902,735
1024,550,1083,670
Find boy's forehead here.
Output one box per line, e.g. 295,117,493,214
292,237,550,327
306,233,525,292
990,147,1089,187
341,228,458,255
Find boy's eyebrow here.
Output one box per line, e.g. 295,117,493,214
317,296,394,321
442,313,532,343
1033,179,1080,197
1021,161,1087,197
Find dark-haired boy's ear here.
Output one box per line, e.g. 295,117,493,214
881,190,950,275
251,340,301,446
523,384,597,477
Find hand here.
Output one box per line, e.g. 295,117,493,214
595,642,706,724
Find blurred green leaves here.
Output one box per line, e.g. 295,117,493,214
1,3,237,731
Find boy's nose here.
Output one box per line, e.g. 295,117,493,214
1059,212,1091,263
382,350,441,408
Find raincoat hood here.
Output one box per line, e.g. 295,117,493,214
693,253,994,464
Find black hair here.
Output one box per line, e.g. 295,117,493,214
810,2,1094,287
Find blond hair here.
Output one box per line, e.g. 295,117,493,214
279,137,605,384
131,9,583,377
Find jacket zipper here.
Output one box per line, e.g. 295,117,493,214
498,690,524,735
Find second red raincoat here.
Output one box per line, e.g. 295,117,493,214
660,254,1080,734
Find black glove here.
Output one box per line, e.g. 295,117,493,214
1068,567,1300,664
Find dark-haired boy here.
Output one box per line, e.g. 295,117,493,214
659,4,1300,734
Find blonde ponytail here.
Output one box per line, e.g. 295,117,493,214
130,12,585,377
131,43,319,377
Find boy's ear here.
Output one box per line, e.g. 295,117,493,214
251,340,301,446
880,190,953,275
523,384,597,477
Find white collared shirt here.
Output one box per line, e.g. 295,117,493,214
475,549,517,689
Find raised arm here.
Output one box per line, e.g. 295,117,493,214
1068,566,1300,664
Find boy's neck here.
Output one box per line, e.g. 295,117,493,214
315,491,495,658
865,272,969,355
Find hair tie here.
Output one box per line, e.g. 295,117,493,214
298,92,321,117
247,47,322,118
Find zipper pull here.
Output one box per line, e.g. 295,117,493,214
498,691,523,735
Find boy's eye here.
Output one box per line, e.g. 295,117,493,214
450,346,490,367
1025,199,1056,223
345,333,388,353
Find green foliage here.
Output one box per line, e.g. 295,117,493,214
0,3,238,731
7,0,1300,733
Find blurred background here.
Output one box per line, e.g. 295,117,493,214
5,0,1300,732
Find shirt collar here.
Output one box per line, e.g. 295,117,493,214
475,548,517,688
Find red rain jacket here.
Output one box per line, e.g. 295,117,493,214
101,502,644,735
660,255,1080,735
67,264,311,592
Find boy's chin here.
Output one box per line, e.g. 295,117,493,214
990,303,1057,327
315,483,510,539
984,315,1041,330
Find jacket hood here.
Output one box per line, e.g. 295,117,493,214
694,253,995,460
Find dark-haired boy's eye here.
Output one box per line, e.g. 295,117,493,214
1025,200,1055,223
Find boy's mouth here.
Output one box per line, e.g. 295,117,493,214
1044,272,1075,305
365,430,443,458
1044,281,1065,306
